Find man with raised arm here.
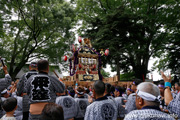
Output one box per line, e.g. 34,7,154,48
0,66,12,93
161,72,180,119
124,82,174,120
0,65,12,118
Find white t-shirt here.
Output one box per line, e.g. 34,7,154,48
0,115,16,120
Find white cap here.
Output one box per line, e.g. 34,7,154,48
1,89,7,94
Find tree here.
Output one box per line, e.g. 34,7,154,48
120,72,135,81
153,30,180,75
0,0,76,79
75,0,180,80
152,0,180,76
101,69,110,78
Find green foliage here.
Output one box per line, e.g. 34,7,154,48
75,0,180,80
120,72,135,81
101,69,110,78
152,0,180,75
0,0,76,79
0,69,4,78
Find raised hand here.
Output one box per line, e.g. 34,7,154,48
160,71,171,83
3,65,8,75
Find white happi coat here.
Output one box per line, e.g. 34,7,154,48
124,108,175,120
84,96,117,120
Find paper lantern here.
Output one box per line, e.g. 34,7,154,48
105,49,109,56
63,55,67,61
72,44,76,52
78,36,82,43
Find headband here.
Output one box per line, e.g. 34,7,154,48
132,81,135,85
68,90,75,96
127,88,133,92
1,89,7,94
115,88,122,95
110,92,114,95
76,90,84,95
136,90,161,102
115,88,121,93
158,85,164,88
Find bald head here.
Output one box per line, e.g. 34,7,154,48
136,82,160,107
137,82,160,97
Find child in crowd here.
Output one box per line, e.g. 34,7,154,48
1,97,17,120
40,103,64,120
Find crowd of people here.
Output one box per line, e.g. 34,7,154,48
0,59,180,120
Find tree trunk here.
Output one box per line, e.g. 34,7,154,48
134,56,150,81
134,66,147,81
9,56,15,79
116,58,120,81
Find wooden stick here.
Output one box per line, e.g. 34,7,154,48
0,56,5,67
53,70,59,78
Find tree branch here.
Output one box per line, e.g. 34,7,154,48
16,0,34,31
37,31,55,46
105,0,111,9
98,0,106,13
15,32,33,56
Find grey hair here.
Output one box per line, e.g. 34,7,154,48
137,82,160,106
